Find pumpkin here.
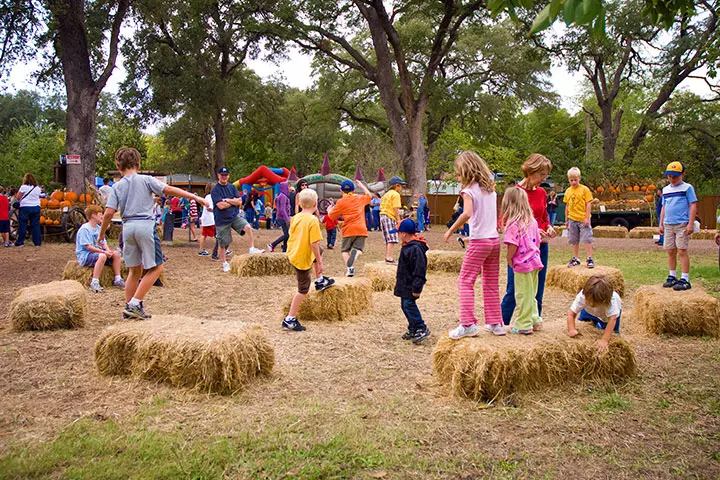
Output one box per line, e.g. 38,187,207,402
647,184,656,192
53,219,61,226
645,194,653,202
64,191,79,203
39,198,48,208
596,185,604,194
45,218,54,225
633,185,640,191
50,190,64,201
79,193,93,204
47,199,61,209
625,186,633,192
39,216,46,224
60,200,72,208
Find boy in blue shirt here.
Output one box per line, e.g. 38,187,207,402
659,162,698,290
76,204,125,293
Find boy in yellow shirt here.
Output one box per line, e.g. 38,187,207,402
563,167,595,268
284,188,335,331
379,176,407,264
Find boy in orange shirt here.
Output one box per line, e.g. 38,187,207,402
328,179,372,277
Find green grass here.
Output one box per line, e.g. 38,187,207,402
586,393,633,413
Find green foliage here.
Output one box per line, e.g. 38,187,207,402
0,122,64,186
95,94,146,175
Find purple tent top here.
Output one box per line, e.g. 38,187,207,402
376,167,386,182
321,153,331,176
353,165,365,182
288,166,298,182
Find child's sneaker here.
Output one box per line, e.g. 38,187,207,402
663,275,678,288
511,327,533,335
222,261,231,272
315,276,335,291
484,323,506,336
346,266,355,277
457,237,465,249
401,330,414,340
412,327,431,344
248,247,264,255
113,278,126,288
567,257,581,267
448,324,481,339
672,278,692,291
198,250,210,256
3,242,10,248
586,257,595,268
211,254,219,261
282,316,306,331
327,245,334,250
123,302,151,320
532,322,543,331
225,249,232,256
266,243,274,253
89,281,104,293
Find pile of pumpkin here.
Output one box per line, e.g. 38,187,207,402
39,190,95,226
594,184,657,203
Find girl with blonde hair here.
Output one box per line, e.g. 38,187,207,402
443,151,505,338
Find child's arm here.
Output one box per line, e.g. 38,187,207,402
444,192,471,243
411,250,427,297
358,181,371,196
596,315,617,352
506,244,517,267
163,185,208,207
584,200,592,227
310,240,323,275
686,202,698,234
98,207,116,243
567,310,579,338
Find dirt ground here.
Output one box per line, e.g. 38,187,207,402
0,228,718,478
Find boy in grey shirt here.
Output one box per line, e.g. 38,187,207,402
99,147,207,319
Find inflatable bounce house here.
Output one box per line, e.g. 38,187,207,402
232,166,290,206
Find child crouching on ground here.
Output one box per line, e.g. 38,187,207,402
567,275,622,352
393,218,430,344
284,188,335,331
76,205,125,293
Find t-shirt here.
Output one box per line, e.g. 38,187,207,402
570,290,622,321
461,183,498,240
170,197,181,213
286,212,323,270
563,184,593,222
371,197,381,211
662,182,698,225
328,193,371,237
18,185,41,208
503,218,543,273
211,183,241,226
0,195,8,221
98,185,113,202
380,189,401,220
200,194,215,226
75,222,101,265
106,174,167,222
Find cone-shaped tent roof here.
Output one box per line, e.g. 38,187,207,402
320,153,331,176
376,168,386,182
353,165,365,182
288,166,298,182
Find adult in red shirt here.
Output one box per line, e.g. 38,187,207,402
0,192,10,247
328,179,372,277
501,153,557,326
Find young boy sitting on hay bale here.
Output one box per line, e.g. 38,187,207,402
393,218,430,344
567,275,622,352
283,188,335,331
76,204,125,293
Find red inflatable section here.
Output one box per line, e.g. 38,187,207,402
235,166,290,186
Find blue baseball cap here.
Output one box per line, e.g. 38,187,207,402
390,218,416,234
388,176,407,186
341,179,355,192
217,167,230,175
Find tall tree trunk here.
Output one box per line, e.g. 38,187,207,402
65,90,99,192
213,110,226,174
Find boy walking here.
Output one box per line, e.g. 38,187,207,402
283,188,335,331
327,179,372,276
99,147,207,319
379,176,407,264
76,205,125,293
659,162,697,290
564,167,595,268
393,218,430,344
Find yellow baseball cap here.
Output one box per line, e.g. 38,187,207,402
664,161,684,176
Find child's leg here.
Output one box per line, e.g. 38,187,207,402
572,242,580,258
289,268,312,317
401,297,426,332
112,252,122,276
536,242,549,316
288,292,307,317
530,270,541,325
479,238,502,325
584,242,592,258
199,235,206,251
678,248,689,275
134,264,163,300
93,253,107,280
513,271,536,331
457,240,485,326
667,247,678,272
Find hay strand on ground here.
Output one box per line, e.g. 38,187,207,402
283,277,373,321
364,261,397,292
427,251,465,273
94,316,275,394
546,265,626,297
634,285,720,337
229,252,294,277
9,280,87,331
628,227,657,239
592,226,629,238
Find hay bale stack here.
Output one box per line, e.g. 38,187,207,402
634,285,720,337
432,326,636,401
554,225,567,237
592,226,629,238
364,261,397,292
9,280,87,331
62,260,166,288
690,230,716,240
629,227,657,239
546,265,625,297
105,224,123,240
427,250,465,273
283,278,373,321
94,316,274,394
229,252,294,277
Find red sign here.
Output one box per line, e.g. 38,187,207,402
66,155,81,165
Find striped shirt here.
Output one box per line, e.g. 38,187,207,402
189,199,198,218
661,182,697,225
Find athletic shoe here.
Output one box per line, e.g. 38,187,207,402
672,278,692,291
225,249,232,256
401,330,414,340
448,324,481,339
123,302,152,320
13,243,24,247
385,258,397,265
567,257,581,267
113,278,126,288
412,327,431,344
511,327,533,335
347,248,358,267
248,247,264,255
211,255,219,261
663,275,678,288
586,257,595,268
346,266,355,277
3,242,10,248
485,323,506,336
267,243,274,253
222,261,231,272
89,281,104,293
315,276,335,291
282,316,306,331
457,237,465,249
198,250,210,256
153,278,164,287
533,322,543,331
327,245,334,250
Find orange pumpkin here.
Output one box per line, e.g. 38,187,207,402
53,219,61,226
79,193,93,204
645,194,653,202
596,185,605,194
64,191,79,203
640,186,647,192
633,185,640,191
39,198,48,208
50,190,64,201
60,200,72,208
47,199,61,209
647,184,656,192
39,216,46,224
45,218,54,225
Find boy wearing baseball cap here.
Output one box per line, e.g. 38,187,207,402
379,175,407,264
659,161,698,290
327,179,372,277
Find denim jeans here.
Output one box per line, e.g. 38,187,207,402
327,227,337,247
417,209,425,231
401,297,426,332
271,219,290,252
16,205,41,246
549,212,557,226
502,242,549,325
579,309,621,333
244,209,255,229
365,210,373,230
372,210,380,230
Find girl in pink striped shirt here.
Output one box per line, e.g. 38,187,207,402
444,151,505,339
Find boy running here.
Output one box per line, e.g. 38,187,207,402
327,179,371,276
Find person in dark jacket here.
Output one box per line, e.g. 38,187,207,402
392,218,430,344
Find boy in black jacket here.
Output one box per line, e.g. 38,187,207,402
392,218,431,344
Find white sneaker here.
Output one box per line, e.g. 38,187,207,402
113,278,127,288
346,266,355,277
485,323,506,336
248,247,264,255
222,261,231,272
448,324,480,339
89,281,104,293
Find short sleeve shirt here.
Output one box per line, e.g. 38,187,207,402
75,222,100,265
570,291,622,321
106,174,167,222
503,218,543,273
328,193,371,237
211,183,241,226
200,194,215,226
563,185,593,222
18,185,41,208
461,183,498,240
286,212,323,270
662,182,698,225
380,190,401,220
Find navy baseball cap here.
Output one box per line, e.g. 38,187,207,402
217,167,230,175
341,179,355,192
388,176,407,186
390,218,416,234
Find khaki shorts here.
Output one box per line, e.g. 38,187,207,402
663,223,689,250
341,236,366,253
216,215,249,247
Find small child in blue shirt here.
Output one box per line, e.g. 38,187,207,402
76,204,125,293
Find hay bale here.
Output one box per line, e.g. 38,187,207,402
364,261,397,292
592,226,629,238
427,250,465,273
283,277,373,321
629,227,657,239
634,285,720,337
546,265,626,297
432,323,636,401
690,230,716,240
105,224,123,240
553,225,567,237
229,252,294,277
94,316,274,394
62,260,166,288
9,280,87,331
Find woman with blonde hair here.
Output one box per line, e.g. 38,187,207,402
14,173,42,247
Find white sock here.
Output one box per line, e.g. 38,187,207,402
681,273,689,281
114,275,122,281
669,270,677,278
129,297,141,307
91,278,99,284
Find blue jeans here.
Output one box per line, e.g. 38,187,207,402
549,212,557,226
16,205,41,246
372,210,380,230
401,297,426,332
244,209,255,229
417,209,425,231
271,219,289,252
327,228,337,247
502,242,549,325
365,210,373,230
578,309,621,333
